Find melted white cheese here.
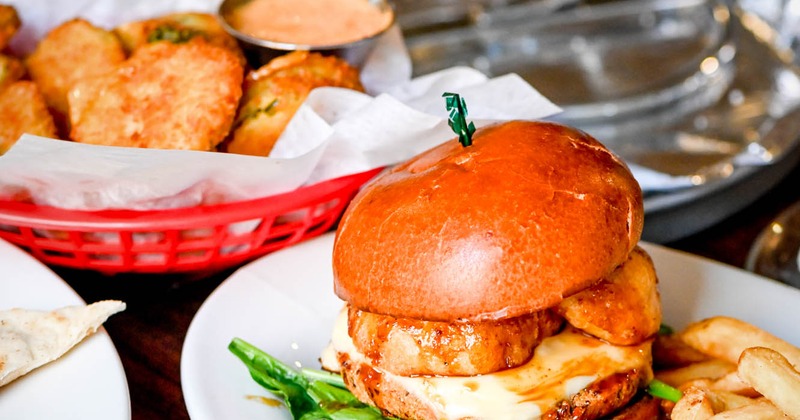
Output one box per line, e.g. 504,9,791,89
322,308,653,419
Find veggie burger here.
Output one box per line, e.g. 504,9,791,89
321,120,663,419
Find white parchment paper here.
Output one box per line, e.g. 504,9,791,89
0,67,560,209
0,0,565,209
0,0,692,210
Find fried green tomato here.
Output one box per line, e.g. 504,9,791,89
25,18,126,133
0,4,20,51
113,12,246,67
0,81,58,154
68,38,243,151
224,51,364,157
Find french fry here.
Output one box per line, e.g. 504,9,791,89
653,333,710,369
738,347,800,418
678,378,713,392
710,371,758,397
678,317,800,368
708,399,789,419
671,386,715,420
674,381,758,413
706,389,760,411
656,359,736,388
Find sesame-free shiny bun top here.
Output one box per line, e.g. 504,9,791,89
332,121,643,322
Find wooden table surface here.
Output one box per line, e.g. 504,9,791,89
53,161,800,420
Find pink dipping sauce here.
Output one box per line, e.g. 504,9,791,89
226,0,393,46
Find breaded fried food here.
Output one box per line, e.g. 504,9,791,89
0,81,58,154
348,306,563,376
0,54,24,90
225,51,364,157
556,246,662,346
25,19,126,133
114,12,245,66
69,38,243,151
0,4,20,51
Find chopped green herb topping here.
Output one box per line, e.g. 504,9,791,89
147,25,199,44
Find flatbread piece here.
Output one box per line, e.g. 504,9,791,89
0,300,126,387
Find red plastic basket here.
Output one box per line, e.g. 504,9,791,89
0,168,381,275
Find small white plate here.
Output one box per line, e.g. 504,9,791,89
0,239,130,420
181,232,800,420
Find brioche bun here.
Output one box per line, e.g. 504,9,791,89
332,120,643,321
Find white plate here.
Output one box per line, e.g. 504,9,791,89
0,239,130,420
181,232,800,420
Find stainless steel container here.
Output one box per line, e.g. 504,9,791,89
218,0,395,68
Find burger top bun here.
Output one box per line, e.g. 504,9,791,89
332,121,644,322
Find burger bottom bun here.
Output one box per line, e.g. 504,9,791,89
338,353,447,420
337,351,652,420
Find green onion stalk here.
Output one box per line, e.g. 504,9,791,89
228,337,394,420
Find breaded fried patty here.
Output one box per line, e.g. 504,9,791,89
113,12,246,66
69,38,243,150
348,306,563,376
0,54,24,91
225,51,364,156
0,81,58,154
25,19,126,132
0,4,20,51
556,246,661,346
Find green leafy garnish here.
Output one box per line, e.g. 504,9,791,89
658,324,674,335
233,99,279,128
646,379,683,403
442,92,476,147
147,25,199,44
228,337,392,419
